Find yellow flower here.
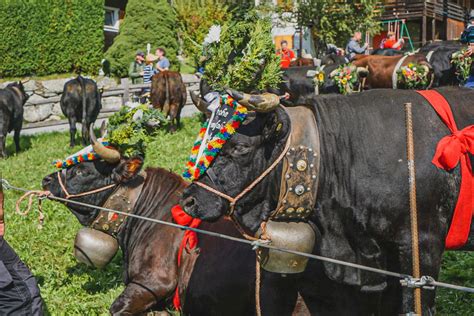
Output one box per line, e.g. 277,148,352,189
318,73,325,81
341,78,347,84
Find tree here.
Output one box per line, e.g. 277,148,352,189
274,0,381,53
173,0,231,68
105,0,179,77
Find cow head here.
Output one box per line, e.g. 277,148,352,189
7,81,29,104
181,90,290,232
42,127,143,226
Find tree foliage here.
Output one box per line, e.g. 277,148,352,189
105,0,179,77
275,0,382,51
203,12,282,93
173,0,231,68
0,0,103,77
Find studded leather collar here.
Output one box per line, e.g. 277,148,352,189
271,106,320,220
90,173,146,237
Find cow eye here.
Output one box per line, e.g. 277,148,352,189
75,170,82,176
233,144,252,155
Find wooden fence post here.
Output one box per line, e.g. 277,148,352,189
121,78,130,104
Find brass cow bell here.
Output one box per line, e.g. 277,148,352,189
74,227,119,269
256,221,315,274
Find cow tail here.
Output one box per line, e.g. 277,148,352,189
78,75,87,127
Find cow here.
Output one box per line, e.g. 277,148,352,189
418,41,464,87
0,82,28,158
60,76,102,148
150,71,187,133
180,87,474,315
352,54,433,89
371,48,404,56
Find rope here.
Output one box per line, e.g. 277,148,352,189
255,258,262,316
15,191,47,229
405,102,422,314
1,178,474,294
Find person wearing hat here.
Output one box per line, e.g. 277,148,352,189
129,50,145,85
140,54,158,102
382,31,404,50
460,10,474,87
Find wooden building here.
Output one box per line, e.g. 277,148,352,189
380,0,473,45
104,0,128,51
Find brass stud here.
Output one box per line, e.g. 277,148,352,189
289,163,294,168
102,224,110,231
287,207,295,213
313,153,317,157
296,207,305,213
286,152,291,156
285,174,291,179
291,147,295,151
310,164,314,168
312,175,316,179
299,145,304,150
289,187,293,192
307,187,311,191
283,199,287,204
296,159,307,171
308,148,313,152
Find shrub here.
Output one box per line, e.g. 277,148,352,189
0,0,103,78
105,0,179,78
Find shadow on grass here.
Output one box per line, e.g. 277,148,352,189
4,133,33,155
66,251,124,294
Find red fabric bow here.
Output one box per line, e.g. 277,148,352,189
417,90,474,249
171,204,201,310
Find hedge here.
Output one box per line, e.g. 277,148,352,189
0,0,104,78
104,0,179,77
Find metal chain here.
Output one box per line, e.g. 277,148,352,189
2,179,474,294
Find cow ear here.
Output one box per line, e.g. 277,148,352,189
112,156,144,183
262,111,285,143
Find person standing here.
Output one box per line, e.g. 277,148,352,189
276,40,296,69
345,31,369,61
129,50,145,84
460,10,474,88
155,48,170,73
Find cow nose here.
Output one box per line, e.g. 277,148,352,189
181,196,197,214
42,176,53,189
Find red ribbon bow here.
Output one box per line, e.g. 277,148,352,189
417,90,474,249
171,204,201,310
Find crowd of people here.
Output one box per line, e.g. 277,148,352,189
128,48,170,85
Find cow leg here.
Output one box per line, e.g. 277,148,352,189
260,270,299,316
168,104,178,133
68,117,77,148
109,282,158,316
0,135,6,158
13,122,22,153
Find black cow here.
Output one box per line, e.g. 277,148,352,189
60,76,101,147
419,41,464,87
0,82,28,158
371,48,404,56
181,87,474,315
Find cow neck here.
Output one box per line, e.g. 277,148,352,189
10,86,24,100
269,106,321,220
90,172,146,238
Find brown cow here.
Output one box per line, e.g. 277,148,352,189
352,54,433,89
150,71,186,132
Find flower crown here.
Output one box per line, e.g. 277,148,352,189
52,140,109,169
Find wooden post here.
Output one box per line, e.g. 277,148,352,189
432,18,436,41
121,78,130,104
422,15,427,45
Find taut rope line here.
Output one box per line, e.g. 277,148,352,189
1,178,473,294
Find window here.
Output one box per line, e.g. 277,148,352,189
104,6,120,32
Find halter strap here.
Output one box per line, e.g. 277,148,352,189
57,171,116,200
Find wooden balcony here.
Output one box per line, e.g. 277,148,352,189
380,0,467,22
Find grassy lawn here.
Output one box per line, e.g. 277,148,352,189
0,115,472,315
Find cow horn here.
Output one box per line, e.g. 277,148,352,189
99,120,107,138
190,90,210,114
226,89,280,113
89,125,120,164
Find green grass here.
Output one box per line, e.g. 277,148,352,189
0,115,472,315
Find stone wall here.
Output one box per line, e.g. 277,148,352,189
0,77,124,124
